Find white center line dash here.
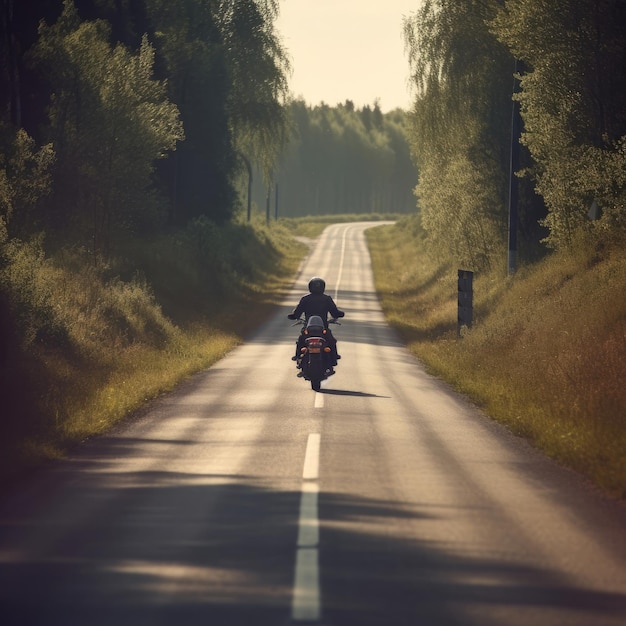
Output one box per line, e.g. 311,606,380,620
292,433,322,622
302,433,321,480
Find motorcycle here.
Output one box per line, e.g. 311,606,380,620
291,315,341,391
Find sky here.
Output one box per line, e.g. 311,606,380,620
276,1,421,112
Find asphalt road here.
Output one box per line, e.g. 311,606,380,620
0,222,625,626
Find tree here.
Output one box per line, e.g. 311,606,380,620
32,1,183,255
216,0,291,220
404,0,515,268
73,0,152,50
146,0,236,226
145,0,290,225
491,0,626,247
0,0,64,133
0,127,55,237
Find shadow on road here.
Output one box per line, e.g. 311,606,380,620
320,388,390,399
1,437,625,626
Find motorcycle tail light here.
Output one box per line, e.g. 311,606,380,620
307,338,324,348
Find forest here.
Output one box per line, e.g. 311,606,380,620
0,0,293,250
0,0,626,482
0,0,297,474
250,100,417,217
3,0,625,272
404,0,626,269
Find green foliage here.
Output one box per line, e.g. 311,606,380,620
32,1,183,253
0,234,57,348
417,150,505,269
0,128,55,237
146,0,237,224
0,217,301,480
251,100,417,217
145,0,290,225
491,0,626,248
404,0,514,269
170,216,288,305
219,0,291,184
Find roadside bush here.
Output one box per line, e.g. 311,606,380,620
0,218,302,483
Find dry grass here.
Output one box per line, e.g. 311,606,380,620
367,219,626,498
0,219,303,482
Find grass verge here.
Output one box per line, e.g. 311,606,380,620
366,217,626,499
0,213,395,484
0,217,303,483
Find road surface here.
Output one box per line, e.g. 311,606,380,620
0,222,625,625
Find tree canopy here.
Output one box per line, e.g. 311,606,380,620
3,0,626,267
404,0,626,266
32,2,184,253
404,0,518,268
0,0,291,252
491,0,626,248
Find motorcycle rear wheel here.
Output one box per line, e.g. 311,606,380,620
311,379,321,391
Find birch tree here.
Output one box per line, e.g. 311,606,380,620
404,0,514,267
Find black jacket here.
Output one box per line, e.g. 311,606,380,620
289,293,344,326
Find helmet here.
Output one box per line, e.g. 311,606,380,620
308,277,326,294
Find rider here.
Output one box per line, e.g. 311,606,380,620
288,277,344,372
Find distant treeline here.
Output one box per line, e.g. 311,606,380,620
251,100,418,218
404,0,626,268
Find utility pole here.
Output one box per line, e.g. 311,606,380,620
508,60,523,275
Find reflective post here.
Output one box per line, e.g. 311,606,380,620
458,269,474,336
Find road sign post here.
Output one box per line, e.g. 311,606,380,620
458,269,473,336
